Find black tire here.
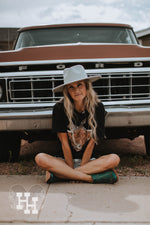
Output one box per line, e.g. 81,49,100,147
144,132,150,156
0,132,21,162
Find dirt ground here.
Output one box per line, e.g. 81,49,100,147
0,135,150,176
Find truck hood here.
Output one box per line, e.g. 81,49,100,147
0,44,150,63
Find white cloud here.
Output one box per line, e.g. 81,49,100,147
0,0,149,31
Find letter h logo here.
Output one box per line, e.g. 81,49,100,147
16,192,38,214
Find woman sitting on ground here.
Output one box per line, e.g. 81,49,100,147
35,65,120,184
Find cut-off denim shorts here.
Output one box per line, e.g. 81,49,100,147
57,157,96,168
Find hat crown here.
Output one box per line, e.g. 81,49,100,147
52,64,101,92
63,65,87,85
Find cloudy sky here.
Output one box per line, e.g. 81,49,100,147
0,0,150,31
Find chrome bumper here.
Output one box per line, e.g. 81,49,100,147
0,105,150,131
105,107,150,127
0,109,53,131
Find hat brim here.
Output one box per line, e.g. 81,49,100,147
53,75,101,93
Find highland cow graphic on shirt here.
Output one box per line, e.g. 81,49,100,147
67,118,92,151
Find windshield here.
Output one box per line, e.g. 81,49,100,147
15,26,138,49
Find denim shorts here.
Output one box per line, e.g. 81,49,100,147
57,157,96,168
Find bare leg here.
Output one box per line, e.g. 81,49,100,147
75,154,120,175
35,153,120,183
35,153,93,183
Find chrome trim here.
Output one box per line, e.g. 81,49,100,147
0,67,150,78
15,43,139,49
0,57,150,66
0,110,52,118
0,102,55,108
88,67,150,74
0,99,149,108
106,107,150,113
103,99,150,106
0,70,63,77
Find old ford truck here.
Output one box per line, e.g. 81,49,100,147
0,23,150,161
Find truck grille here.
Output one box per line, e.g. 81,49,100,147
8,72,150,102
8,76,63,102
95,72,150,101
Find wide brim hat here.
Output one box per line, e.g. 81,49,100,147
53,65,101,92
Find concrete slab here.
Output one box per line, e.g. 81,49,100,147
0,175,48,222
67,177,150,223
0,175,150,224
39,177,150,223
1,224,150,225
1,223,93,225
39,186,69,222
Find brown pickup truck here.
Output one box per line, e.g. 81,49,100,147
0,23,150,161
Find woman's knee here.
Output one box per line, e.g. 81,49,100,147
35,153,50,166
109,153,120,167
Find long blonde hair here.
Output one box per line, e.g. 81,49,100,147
60,80,100,144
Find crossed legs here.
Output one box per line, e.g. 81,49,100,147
35,153,120,183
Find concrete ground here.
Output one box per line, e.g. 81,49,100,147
0,175,150,225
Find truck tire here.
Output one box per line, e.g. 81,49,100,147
144,133,150,156
0,132,21,162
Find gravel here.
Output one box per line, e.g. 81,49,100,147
1,136,150,176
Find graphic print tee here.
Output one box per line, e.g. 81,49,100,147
52,101,106,158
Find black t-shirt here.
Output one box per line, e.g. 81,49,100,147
52,101,106,159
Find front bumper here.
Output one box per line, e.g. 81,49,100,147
105,106,150,127
0,102,150,131
0,108,53,131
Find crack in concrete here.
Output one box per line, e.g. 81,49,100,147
37,183,50,220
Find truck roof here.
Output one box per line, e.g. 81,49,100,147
18,23,133,32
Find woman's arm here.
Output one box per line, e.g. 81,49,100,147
57,132,74,168
80,138,95,166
